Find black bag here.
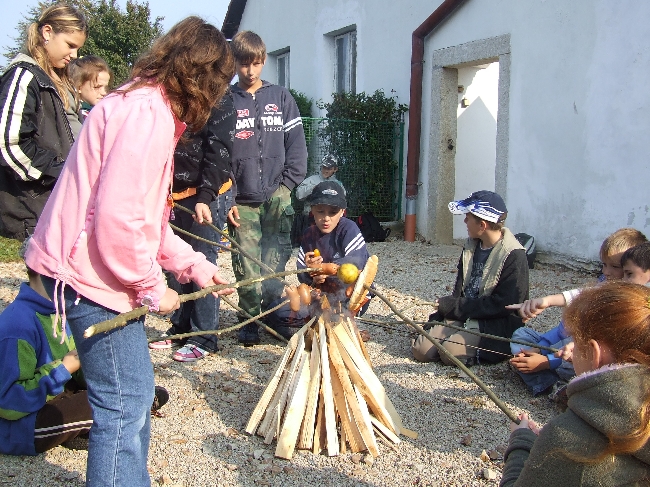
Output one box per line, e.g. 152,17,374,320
514,232,536,269
356,212,391,242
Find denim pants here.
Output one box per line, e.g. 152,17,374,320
167,191,231,351
43,276,154,487
229,185,294,330
510,327,575,396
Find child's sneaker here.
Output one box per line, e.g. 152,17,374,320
149,333,174,350
173,344,209,362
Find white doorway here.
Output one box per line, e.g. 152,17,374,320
453,62,500,238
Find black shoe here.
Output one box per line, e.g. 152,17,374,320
151,386,169,412
238,324,261,346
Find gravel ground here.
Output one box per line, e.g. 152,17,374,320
0,238,596,487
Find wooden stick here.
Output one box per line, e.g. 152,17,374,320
275,355,311,459
318,318,338,456
366,285,521,424
298,328,322,449
221,295,288,343
358,316,560,354
83,268,314,337
148,299,290,344
245,319,314,435
169,222,238,253
326,322,377,455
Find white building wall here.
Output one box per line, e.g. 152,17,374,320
236,0,650,261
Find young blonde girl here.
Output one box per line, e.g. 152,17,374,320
69,55,112,120
0,3,87,240
25,17,234,487
501,281,650,486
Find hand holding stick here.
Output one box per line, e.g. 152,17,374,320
84,268,316,338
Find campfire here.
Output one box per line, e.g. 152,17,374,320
245,255,414,460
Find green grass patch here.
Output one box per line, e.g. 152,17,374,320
0,236,21,263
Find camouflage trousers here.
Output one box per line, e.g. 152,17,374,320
229,185,294,321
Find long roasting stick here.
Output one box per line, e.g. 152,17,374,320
83,268,314,338
357,317,560,354
366,285,520,423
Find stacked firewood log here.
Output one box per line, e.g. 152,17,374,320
245,256,413,460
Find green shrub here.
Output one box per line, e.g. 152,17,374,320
315,90,407,219
289,89,313,118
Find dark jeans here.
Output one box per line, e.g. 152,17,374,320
167,191,231,352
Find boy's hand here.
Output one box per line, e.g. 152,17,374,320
509,352,550,373
304,251,323,269
62,350,81,374
193,203,212,224
554,342,574,362
510,413,540,435
506,297,549,322
312,275,326,285
228,206,240,227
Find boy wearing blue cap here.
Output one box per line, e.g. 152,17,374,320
412,190,529,366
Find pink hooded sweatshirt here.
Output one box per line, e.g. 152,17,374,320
25,84,218,316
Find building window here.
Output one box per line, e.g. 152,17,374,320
277,51,290,89
334,31,356,93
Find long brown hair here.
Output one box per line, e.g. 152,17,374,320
26,3,88,109
564,281,650,459
124,17,234,132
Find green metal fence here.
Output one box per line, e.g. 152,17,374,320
296,117,404,221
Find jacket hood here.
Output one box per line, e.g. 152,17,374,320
231,80,272,96
568,363,650,465
5,53,55,90
14,283,56,316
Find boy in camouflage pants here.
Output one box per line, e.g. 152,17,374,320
228,31,307,344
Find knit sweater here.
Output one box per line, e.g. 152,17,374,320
501,364,650,486
0,284,74,455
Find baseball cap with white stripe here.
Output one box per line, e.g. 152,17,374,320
448,190,507,224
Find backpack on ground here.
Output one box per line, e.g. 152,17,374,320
356,212,391,242
514,232,536,269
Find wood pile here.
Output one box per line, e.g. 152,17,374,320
245,255,413,460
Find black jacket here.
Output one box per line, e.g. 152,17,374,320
173,92,235,205
231,81,307,205
0,54,73,239
432,228,529,363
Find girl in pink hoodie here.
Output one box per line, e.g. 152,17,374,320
25,17,235,487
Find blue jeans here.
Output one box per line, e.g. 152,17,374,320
168,191,231,351
43,276,153,487
511,327,575,396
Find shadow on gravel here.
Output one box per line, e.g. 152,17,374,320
0,452,85,486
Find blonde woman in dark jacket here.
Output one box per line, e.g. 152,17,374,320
0,4,87,240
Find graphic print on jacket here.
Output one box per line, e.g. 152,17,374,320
231,82,307,205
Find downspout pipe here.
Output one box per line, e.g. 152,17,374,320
404,0,466,242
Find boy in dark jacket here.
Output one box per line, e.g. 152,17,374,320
412,190,529,365
265,181,370,338
227,31,308,345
